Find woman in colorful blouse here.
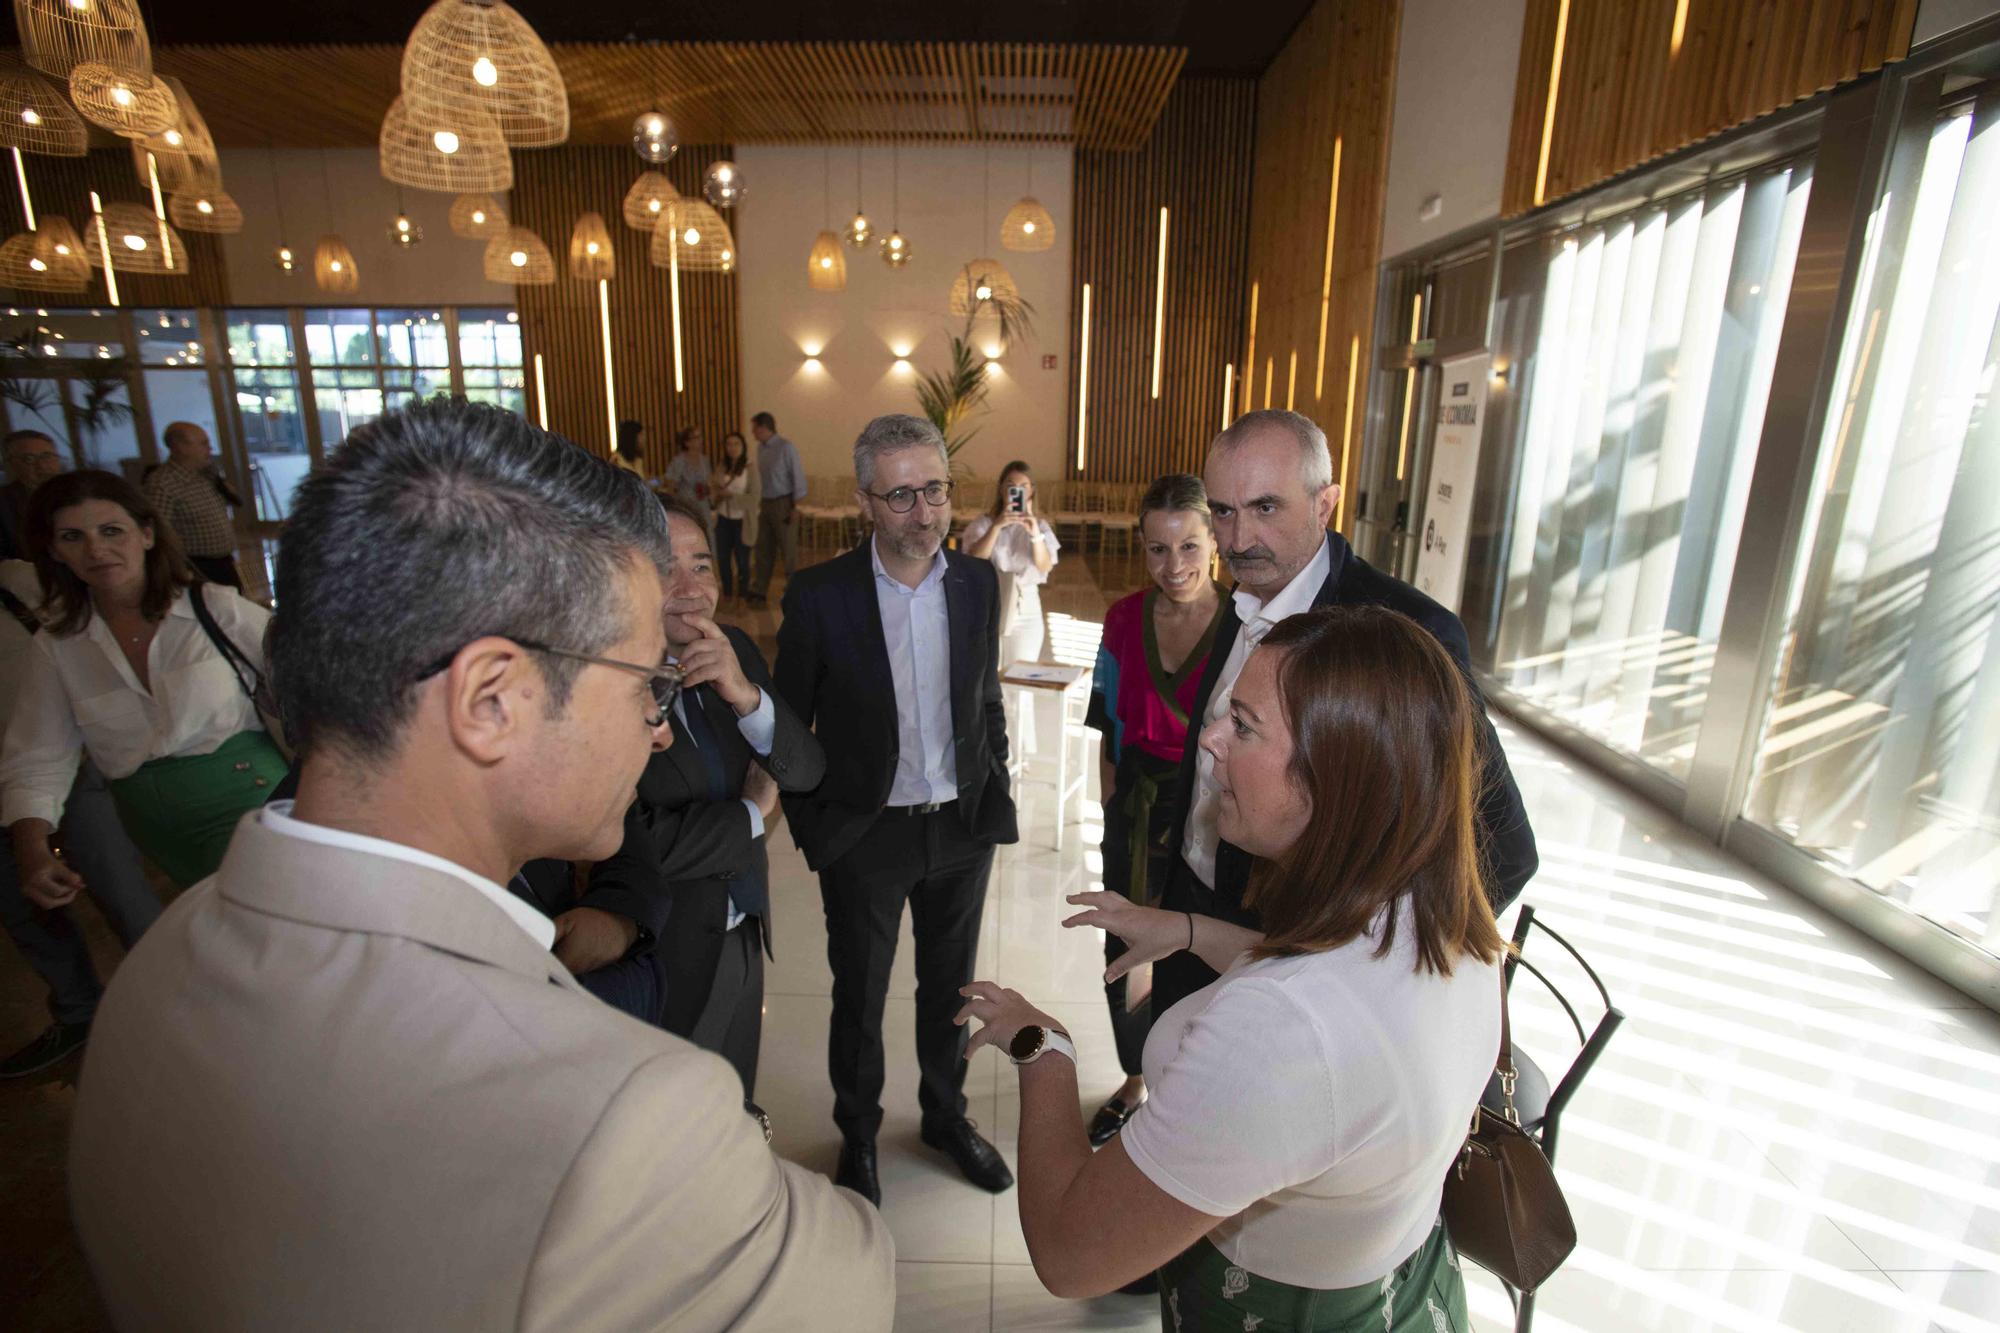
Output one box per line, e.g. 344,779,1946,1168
1083,473,1227,1146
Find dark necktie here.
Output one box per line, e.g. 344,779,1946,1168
680,687,765,922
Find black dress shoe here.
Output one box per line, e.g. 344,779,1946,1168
920,1118,1014,1194
1087,1095,1143,1147
0,1020,89,1079
836,1138,881,1206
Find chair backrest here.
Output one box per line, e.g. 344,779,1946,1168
1501,904,1624,1159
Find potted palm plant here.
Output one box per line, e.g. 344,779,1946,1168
914,274,1034,475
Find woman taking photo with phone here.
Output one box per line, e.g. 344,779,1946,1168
957,605,1505,1330
960,460,1059,668
712,430,758,601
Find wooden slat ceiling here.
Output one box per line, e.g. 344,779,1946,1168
135,41,1187,151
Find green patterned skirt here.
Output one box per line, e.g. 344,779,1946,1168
1158,1219,1468,1333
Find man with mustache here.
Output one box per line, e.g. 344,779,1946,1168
1148,409,1538,1025
775,414,1019,1207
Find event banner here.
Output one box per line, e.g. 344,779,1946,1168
1412,351,1490,614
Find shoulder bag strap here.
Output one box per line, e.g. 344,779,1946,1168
1496,964,1520,1124
187,583,262,701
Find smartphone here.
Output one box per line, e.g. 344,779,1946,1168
1007,484,1025,514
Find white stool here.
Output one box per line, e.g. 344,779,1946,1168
1001,661,1092,852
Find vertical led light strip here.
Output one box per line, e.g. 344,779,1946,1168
1222,363,1234,431
146,151,175,272
1395,293,1422,480
598,278,618,453
533,352,549,429
12,149,35,230
1315,136,1343,399
1263,356,1273,410
1243,281,1259,414
1534,0,1572,207
1286,350,1298,411
668,224,685,393
89,190,118,306
1670,0,1690,56
1150,207,1169,400
1339,335,1359,530
1077,282,1093,468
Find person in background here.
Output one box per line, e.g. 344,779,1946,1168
959,460,1059,669
2,470,285,893
748,410,807,607
1080,473,1227,1150
959,607,1504,1327
142,422,244,590
712,429,758,601
662,425,713,533
589,497,824,1096
612,418,650,482
0,430,65,562
67,399,893,1331
776,413,1018,1207
0,556,158,1079
1151,409,1537,1025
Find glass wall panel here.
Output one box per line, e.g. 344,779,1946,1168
1745,100,2000,955
1488,160,1813,780
458,307,525,414
227,311,309,523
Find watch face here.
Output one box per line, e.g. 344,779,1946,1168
1009,1025,1046,1061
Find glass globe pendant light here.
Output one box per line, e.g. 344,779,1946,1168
632,110,678,163
702,159,744,209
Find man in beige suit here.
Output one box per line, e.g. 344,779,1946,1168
68,400,894,1331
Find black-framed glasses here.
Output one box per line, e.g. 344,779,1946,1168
419,640,683,728
863,479,954,513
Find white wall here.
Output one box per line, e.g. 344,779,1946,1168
217,148,515,308
1914,0,2000,43
733,143,1072,484
1378,0,1530,260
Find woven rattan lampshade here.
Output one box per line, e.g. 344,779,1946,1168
133,78,221,192
86,204,186,274
621,170,677,231
484,225,554,284
448,191,506,238
0,66,87,155
400,0,567,148
650,198,732,272
807,230,845,292
949,258,1018,316
569,211,613,280
314,234,359,293
1000,197,1055,252
0,223,91,291
379,95,511,193
169,188,242,234
18,0,152,79
69,63,175,138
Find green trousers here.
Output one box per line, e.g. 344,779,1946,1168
106,731,287,889
1159,1220,1468,1332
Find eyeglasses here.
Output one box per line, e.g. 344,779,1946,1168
419,639,683,728
863,480,954,513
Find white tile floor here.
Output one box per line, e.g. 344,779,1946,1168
753,696,2000,1332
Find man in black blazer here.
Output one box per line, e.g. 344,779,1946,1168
1150,409,1538,1024
587,499,825,1097
775,414,1019,1207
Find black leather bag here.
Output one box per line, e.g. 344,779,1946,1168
1439,970,1577,1293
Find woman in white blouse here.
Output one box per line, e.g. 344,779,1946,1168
3,470,285,898
956,606,1506,1331
959,460,1059,667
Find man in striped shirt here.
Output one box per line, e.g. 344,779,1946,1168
143,422,243,589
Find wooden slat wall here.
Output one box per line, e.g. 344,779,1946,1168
508,145,741,472
1502,0,1920,214
1065,78,1255,484
1238,0,1400,518
0,148,230,307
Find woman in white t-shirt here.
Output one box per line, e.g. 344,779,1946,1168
956,605,1505,1330
958,460,1059,668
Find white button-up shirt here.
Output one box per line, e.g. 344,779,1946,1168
873,540,959,807
1,586,270,827
1182,536,1332,889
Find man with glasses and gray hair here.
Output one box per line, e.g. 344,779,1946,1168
776,413,1019,1208
67,400,894,1331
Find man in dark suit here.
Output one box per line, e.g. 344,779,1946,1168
1151,409,1538,1022
776,413,1019,1207
587,498,825,1096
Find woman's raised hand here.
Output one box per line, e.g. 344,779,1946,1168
1063,891,1189,983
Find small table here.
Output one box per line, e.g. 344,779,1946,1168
1002,661,1093,852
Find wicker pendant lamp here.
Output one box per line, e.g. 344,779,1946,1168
0,221,91,291
379,95,511,193
18,0,152,79
448,191,506,238
621,170,677,231
399,0,567,148
569,211,613,279
949,258,1018,316
168,188,242,233
314,234,359,293
650,198,732,272
69,64,175,138
1000,197,1054,252
484,225,554,283
807,230,845,292
85,203,185,274
0,66,88,155
133,78,221,192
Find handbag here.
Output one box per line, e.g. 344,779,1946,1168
1439,967,1577,1293
187,582,293,760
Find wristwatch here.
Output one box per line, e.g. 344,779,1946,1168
1009,1024,1077,1066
